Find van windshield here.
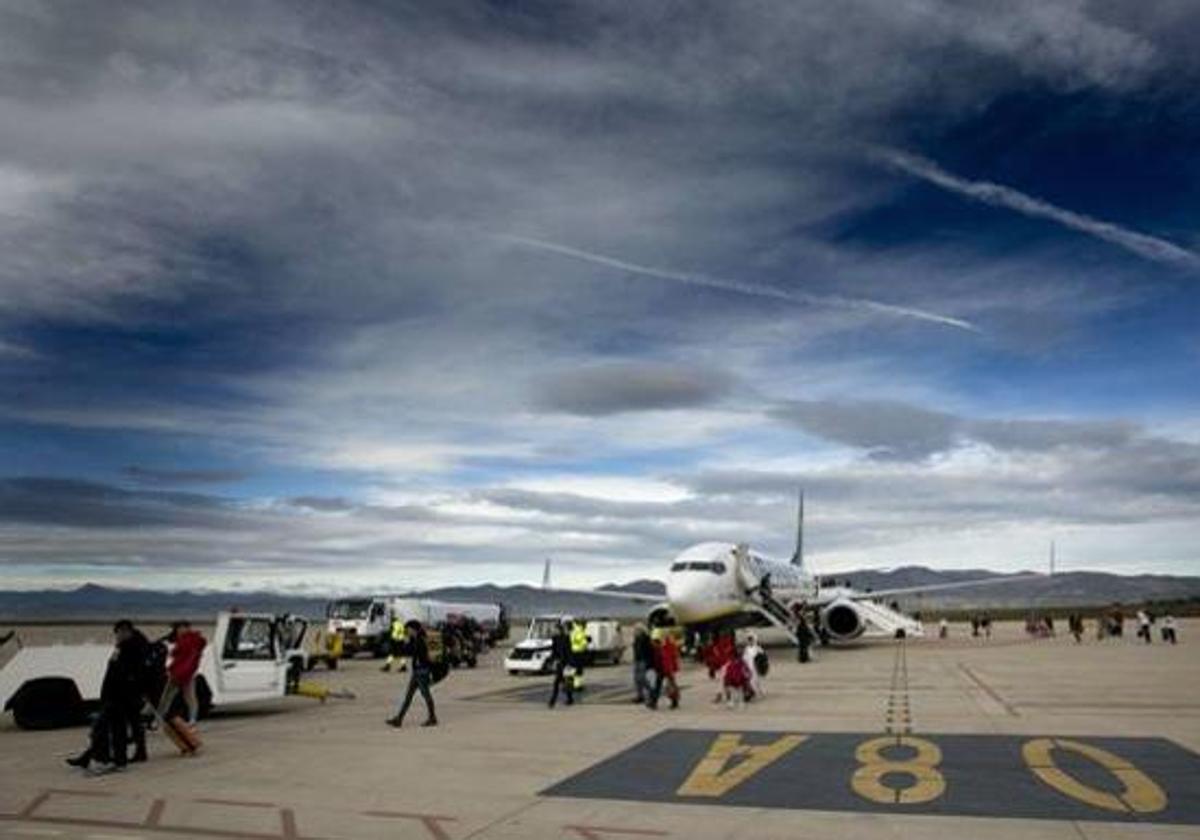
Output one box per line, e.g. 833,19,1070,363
529,618,561,640
327,599,372,619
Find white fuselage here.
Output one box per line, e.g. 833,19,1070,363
664,541,817,626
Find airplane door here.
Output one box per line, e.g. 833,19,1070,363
217,615,284,699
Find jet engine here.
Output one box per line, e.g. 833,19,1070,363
820,599,865,641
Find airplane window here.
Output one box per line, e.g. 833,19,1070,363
711,562,726,575
670,562,688,572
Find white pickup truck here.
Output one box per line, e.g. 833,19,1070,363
503,615,625,675
0,611,302,730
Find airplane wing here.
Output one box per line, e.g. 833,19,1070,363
537,559,663,605
843,571,1047,602
539,586,662,604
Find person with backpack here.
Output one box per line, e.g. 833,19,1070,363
743,633,766,698
386,621,437,728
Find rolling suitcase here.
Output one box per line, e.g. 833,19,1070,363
160,714,202,755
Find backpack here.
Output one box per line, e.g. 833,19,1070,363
754,651,769,677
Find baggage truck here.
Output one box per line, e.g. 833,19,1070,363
325,596,508,658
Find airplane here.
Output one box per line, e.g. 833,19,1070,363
544,491,1050,647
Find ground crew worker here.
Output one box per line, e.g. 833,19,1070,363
569,619,588,692
381,615,408,673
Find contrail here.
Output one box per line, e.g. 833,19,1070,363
873,147,1200,270
496,234,980,333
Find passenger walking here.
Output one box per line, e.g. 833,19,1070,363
631,626,653,704
386,621,437,728
67,620,150,772
157,621,206,726
938,618,949,639
548,620,575,708
648,633,681,710
1137,610,1152,644
1161,614,1177,644
796,615,813,663
981,614,992,639
742,634,766,698
722,646,751,708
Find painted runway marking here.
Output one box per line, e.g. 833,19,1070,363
958,663,1019,717
542,729,1200,825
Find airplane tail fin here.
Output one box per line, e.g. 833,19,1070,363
542,558,552,589
1049,540,1056,576
790,489,805,568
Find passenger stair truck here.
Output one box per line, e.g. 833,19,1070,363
1,611,305,730
325,596,508,658
504,615,625,675
734,545,923,646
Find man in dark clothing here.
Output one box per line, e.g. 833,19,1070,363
68,620,151,771
387,621,437,728
548,621,574,708
631,626,653,704
796,615,813,663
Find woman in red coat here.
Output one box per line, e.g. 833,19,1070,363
157,621,207,725
648,634,681,709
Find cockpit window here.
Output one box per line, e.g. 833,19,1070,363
675,561,726,574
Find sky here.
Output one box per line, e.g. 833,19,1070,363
1,0,1198,592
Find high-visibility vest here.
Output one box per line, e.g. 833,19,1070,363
390,619,407,642
570,625,588,654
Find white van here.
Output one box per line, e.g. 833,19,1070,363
0,611,298,730
503,615,625,675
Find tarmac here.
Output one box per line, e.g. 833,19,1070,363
1,619,1198,839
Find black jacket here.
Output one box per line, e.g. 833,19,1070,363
101,630,150,704
407,632,431,670
551,630,571,666
633,632,654,665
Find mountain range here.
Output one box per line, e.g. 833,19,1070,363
2,567,1198,622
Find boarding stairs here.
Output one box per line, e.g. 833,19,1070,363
854,599,925,639
734,547,801,645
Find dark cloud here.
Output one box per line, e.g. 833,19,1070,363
122,466,249,485
533,363,734,416
0,476,233,529
770,399,958,460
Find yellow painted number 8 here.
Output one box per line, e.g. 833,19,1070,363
851,735,946,804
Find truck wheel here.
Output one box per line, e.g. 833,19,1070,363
327,658,339,671
10,679,85,730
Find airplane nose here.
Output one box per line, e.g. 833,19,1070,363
666,574,713,624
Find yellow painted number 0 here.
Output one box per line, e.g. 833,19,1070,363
851,735,946,804
1022,738,1167,814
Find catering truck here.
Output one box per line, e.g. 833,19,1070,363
0,611,304,730
503,615,625,675
325,596,508,657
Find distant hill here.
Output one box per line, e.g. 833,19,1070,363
1,568,1197,622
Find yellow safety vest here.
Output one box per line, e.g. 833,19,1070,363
570,625,587,654
390,619,406,642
